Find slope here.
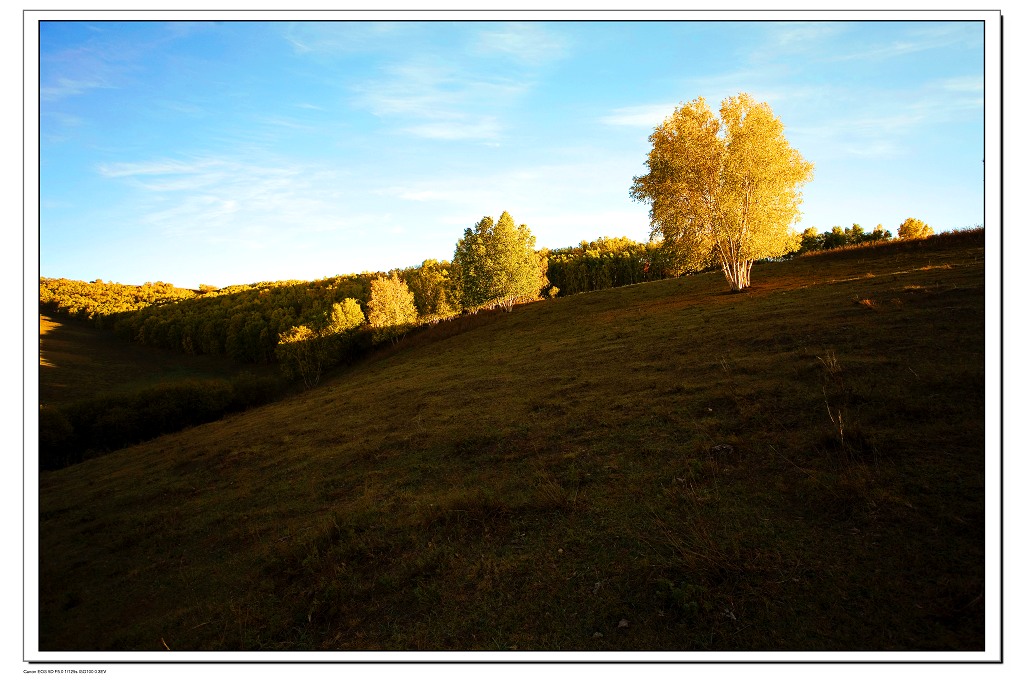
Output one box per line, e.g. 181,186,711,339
38,230,988,652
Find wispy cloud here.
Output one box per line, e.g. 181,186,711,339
40,37,142,102
98,159,216,178
790,75,982,162
471,23,570,65
769,22,844,49
744,22,845,64
939,75,983,93
827,24,980,63
155,99,206,117
282,22,404,55
343,24,565,142
372,153,643,235
599,82,827,128
600,104,676,128
258,115,318,132
40,75,114,101
352,59,526,141
96,155,352,242
355,61,525,116
402,117,502,141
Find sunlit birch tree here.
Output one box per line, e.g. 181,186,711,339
897,217,934,240
453,211,547,311
366,272,419,343
630,93,813,291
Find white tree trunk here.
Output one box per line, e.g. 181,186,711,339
722,258,753,291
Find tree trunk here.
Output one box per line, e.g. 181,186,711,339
722,258,753,291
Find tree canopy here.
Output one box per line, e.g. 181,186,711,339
630,93,813,291
798,224,892,253
453,211,547,311
366,273,419,343
402,259,459,323
897,217,934,240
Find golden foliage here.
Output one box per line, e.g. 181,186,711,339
631,93,813,291
897,217,935,240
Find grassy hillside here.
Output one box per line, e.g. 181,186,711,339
37,231,987,652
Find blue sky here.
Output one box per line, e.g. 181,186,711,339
37,16,987,289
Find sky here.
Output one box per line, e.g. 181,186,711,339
35,14,989,289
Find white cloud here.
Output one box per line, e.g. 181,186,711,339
939,75,983,93
397,190,443,202
827,24,980,63
356,61,525,116
402,117,502,141
770,23,844,49
40,76,113,101
600,104,676,128
352,58,526,141
39,36,146,103
282,22,403,56
97,159,220,178
96,155,352,244
471,23,570,65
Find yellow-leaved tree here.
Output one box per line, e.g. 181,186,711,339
630,93,813,291
452,211,547,312
366,272,419,343
897,217,934,240
275,298,365,387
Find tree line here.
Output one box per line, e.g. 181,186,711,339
796,224,893,253
543,236,684,297
40,208,936,384
39,278,199,320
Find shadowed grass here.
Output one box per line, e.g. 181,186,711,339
38,230,986,652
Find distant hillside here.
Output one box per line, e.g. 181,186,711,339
38,230,987,652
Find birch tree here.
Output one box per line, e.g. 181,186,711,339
897,217,934,240
630,93,813,291
366,273,419,343
453,211,547,311
275,298,365,387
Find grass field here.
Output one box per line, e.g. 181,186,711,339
37,231,988,653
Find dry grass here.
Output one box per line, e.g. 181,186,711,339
38,230,987,652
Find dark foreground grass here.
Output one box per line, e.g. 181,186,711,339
38,231,987,652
